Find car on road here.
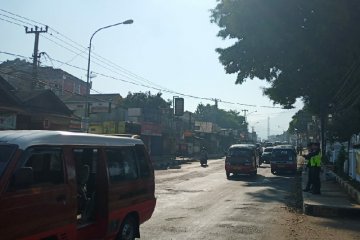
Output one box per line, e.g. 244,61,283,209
225,144,258,178
261,146,273,164
270,145,297,174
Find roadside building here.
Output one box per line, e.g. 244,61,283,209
0,76,76,130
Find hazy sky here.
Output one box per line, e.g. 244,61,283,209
0,0,302,139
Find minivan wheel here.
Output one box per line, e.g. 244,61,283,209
118,216,136,240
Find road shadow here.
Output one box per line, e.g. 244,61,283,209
239,172,302,210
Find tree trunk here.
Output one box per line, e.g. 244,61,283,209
320,113,326,158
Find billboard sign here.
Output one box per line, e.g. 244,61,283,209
174,97,184,116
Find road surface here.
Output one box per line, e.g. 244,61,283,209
141,158,299,240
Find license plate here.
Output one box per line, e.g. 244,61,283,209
234,166,244,170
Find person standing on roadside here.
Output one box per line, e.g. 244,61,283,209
302,142,316,192
310,142,322,194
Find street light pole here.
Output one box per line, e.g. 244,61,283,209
84,19,133,132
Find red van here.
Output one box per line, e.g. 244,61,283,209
225,144,258,178
270,145,297,174
0,130,156,240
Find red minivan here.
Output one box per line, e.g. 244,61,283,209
270,145,297,174
0,130,156,240
225,144,258,178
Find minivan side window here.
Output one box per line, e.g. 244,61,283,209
106,147,138,182
135,144,151,178
10,147,64,190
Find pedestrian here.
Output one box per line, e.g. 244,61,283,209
310,142,322,194
298,143,303,155
302,142,316,192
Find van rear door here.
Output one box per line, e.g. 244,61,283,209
0,146,76,240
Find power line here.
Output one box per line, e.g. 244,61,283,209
0,12,32,27
0,8,169,91
1,50,283,109
0,16,25,27
0,8,45,27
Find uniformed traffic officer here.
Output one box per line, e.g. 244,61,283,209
310,142,321,194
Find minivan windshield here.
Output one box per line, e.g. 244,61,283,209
272,149,295,162
0,144,17,177
228,148,252,158
264,148,273,153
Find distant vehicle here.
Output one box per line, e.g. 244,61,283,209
0,130,156,240
261,147,273,164
270,145,297,174
264,142,273,147
225,144,258,178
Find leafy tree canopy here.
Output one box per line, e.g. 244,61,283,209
211,0,360,114
288,108,313,134
122,91,171,109
327,104,360,142
194,103,247,131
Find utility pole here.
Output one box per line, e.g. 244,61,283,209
25,25,48,90
211,98,219,109
267,116,270,140
241,109,249,121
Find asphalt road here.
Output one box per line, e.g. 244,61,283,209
140,158,298,240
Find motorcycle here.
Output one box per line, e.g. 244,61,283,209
200,149,208,167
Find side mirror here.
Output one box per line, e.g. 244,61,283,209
13,167,33,189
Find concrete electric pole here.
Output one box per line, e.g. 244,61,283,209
25,25,48,89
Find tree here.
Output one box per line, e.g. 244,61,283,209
122,91,171,109
211,0,360,151
327,104,360,143
288,108,312,135
194,103,247,131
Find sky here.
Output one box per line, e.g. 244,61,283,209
0,0,302,139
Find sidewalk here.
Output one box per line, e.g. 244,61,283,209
301,168,360,218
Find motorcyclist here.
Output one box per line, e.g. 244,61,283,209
200,147,208,167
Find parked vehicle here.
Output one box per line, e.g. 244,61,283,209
225,144,258,178
270,145,297,174
0,130,156,240
261,147,273,164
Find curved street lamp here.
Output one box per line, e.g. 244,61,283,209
84,19,133,132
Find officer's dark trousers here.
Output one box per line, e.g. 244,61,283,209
312,167,321,193
304,167,314,191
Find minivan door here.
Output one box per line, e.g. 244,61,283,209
0,147,76,240
72,148,108,240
